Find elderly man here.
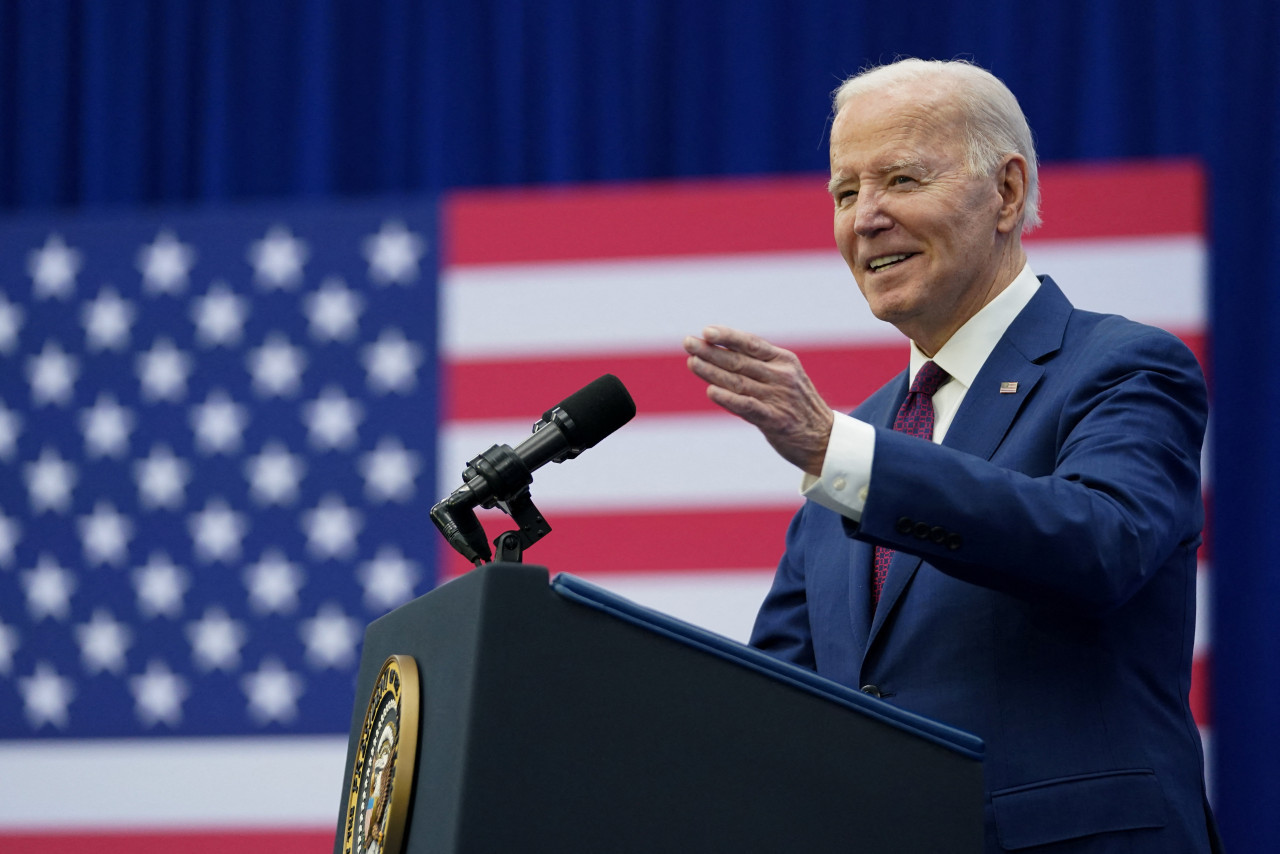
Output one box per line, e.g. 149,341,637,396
685,59,1220,852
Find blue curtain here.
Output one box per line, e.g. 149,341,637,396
2,0,1277,847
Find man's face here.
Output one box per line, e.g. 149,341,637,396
829,83,1016,353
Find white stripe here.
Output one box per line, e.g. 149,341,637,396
1195,564,1212,656
443,237,1205,358
443,250,880,358
440,413,806,511
0,736,346,828
1026,236,1206,328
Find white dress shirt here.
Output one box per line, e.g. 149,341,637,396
802,263,1042,521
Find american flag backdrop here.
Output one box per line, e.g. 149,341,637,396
0,162,1208,851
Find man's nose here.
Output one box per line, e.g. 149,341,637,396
853,191,893,237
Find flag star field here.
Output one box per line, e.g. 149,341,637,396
0,203,439,740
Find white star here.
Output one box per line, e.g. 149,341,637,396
246,333,306,398
304,276,363,342
242,657,304,725
0,620,19,674
80,393,135,458
357,546,421,612
19,661,75,729
130,660,189,728
136,337,193,402
0,510,21,566
0,291,26,353
190,390,249,454
299,603,362,669
78,501,133,567
24,446,77,513
75,609,133,675
244,440,306,506
134,444,191,510
22,554,75,621
302,386,364,451
26,340,80,406
191,280,250,347
363,220,427,285
186,606,247,672
359,436,422,503
361,328,423,395
244,549,304,614
248,225,309,290
133,552,189,618
301,494,363,560
27,234,82,300
188,498,248,563
0,402,21,460
137,229,196,295
81,286,135,351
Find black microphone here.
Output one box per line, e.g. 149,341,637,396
430,374,637,564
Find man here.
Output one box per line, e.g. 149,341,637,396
684,59,1220,852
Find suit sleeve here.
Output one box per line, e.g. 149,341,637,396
855,321,1207,615
748,503,818,668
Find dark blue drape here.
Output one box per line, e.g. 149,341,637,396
2,0,1276,847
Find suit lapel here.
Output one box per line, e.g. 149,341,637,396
940,276,1073,460
862,278,1074,653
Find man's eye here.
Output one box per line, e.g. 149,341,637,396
836,189,858,206
891,175,914,186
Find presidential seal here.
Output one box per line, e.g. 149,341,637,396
343,655,420,854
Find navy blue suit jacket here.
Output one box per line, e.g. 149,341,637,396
751,278,1215,851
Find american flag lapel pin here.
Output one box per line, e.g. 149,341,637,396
999,381,1019,394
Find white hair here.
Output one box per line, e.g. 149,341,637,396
833,58,1041,233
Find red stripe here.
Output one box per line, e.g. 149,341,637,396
1191,654,1211,727
1029,160,1205,242
443,161,1203,265
444,343,903,421
444,175,831,264
445,332,1207,422
0,830,333,854
441,506,797,577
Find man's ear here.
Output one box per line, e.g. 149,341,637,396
994,155,1028,235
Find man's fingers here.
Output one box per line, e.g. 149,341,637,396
686,351,766,400
685,330,795,386
703,325,782,361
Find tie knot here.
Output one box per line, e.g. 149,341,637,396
911,360,949,397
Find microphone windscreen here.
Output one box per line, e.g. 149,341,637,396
550,374,636,448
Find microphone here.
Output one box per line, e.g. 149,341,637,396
431,374,636,564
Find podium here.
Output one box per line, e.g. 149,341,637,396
334,564,983,852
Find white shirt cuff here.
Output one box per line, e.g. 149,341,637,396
800,411,875,521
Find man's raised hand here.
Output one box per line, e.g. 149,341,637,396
684,325,834,477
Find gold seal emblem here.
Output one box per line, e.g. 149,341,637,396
343,655,420,854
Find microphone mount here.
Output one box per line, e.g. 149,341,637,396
461,442,552,564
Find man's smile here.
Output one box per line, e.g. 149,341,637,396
867,252,919,272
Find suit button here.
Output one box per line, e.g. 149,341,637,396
946,533,963,551
930,526,947,543
860,684,882,698
912,522,930,540
895,517,913,535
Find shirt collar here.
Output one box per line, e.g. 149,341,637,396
908,262,1041,390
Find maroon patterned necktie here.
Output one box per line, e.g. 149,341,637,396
871,360,949,608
